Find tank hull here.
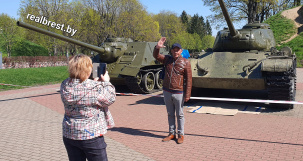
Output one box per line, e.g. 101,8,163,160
189,51,269,90
192,77,265,90
189,49,296,109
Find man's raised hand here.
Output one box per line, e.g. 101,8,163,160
156,37,166,49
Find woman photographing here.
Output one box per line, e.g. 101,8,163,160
60,54,116,161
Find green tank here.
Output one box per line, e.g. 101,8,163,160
189,0,296,109
17,21,168,93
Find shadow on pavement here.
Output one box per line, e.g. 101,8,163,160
110,127,303,146
109,127,164,138
121,87,291,113
0,92,59,102
128,96,164,106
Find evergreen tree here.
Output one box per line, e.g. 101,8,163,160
188,14,198,34
188,14,206,39
198,16,206,38
180,11,188,25
206,19,212,36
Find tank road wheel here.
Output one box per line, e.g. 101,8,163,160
266,67,296,109
141,72,155,93
125,73,146,94
154,70,163,89
136,72,142,85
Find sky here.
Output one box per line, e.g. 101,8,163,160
0,0,243,36
1,0,214,20
139,0,213,17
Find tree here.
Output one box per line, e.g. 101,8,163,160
82,0,158,43
16,0,212,54
294,0,301,6
206,19,212,36
11,39,48,56
59,1,86,55
188,14,206,39
180,10,189,31
181,11,188,24
78,8,103,50
0,13,22,57
153,11,186,47
171,31,204,52
19,0,70,56
153,10,213,51
203,0,293,29
18,0,160,55
201,35,215,50
83,0,121,44
116,0,160,41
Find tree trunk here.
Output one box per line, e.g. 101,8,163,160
247,0,259,23
7,45,9,57
247,0,253,23
7,40,11,57
54,45,57,56
294,0,301,6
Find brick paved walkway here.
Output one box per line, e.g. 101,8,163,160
1,74,303,160
0,85,153,161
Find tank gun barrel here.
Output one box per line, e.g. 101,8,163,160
16,21,104,53
218,0,237,37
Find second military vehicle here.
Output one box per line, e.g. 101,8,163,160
189,0,296,109
17,21,168,94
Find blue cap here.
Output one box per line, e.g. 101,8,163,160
171,43,182,49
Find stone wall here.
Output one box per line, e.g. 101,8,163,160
2,56,69,69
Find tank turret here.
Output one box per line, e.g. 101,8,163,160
213,0,276,52
98,38,132,63
17,21,168,93
218,0,238,37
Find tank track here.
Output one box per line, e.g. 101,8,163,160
124,68,163,94
266,61,296,109
125,76,147,94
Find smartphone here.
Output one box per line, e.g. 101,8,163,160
98,63,107,76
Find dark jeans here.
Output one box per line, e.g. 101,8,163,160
63,136,108,161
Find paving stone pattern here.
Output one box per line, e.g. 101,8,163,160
0,85,153,161
2,68,303,160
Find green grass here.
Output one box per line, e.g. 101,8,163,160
0,66,69,91
1,53,8,57
278,32,303,67
265,12,297,44
265,8,303,67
